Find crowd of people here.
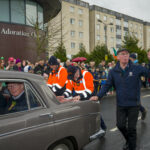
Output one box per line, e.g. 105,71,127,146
0,56,118,95
0,55,150,93
1,49,150,150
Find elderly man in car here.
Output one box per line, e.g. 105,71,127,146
6,82,28,113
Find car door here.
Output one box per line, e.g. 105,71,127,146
0,80,55,150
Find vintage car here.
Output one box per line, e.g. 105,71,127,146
0,70,101,150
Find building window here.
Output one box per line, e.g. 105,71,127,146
79,20,83,27
11,0,25,24
70,6,74,12
103,16,107,21
140,26,142,30
96,24,100,30
71,42,75,48
116,29,121,35
79,43,83,48
96,14,100,19
130,23,133,28
135,24,138,30
97,35,100,41
110,27,114,33
134,32,138,37
124,21,128,28
79,32,83,38
0,0,44,28
78,8,83,15
26,0,37,26
0,0,9,22
70,30,75,37
116,19,121,26
123,31,128,36
110,17,114,23
70,18,75,24
116,39,122,45
140,33,143,39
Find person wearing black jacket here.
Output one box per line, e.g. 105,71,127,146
90,48,150,150
34,59,45,75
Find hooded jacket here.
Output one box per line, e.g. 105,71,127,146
97,60,150,106
63,69,94,100
47,65,68,96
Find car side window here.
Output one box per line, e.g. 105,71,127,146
25,85,42,109
0,81,28,115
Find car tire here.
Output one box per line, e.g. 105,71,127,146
49,139,75,150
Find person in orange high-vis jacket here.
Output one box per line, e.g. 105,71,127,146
63,65,94,101
47,56,68,96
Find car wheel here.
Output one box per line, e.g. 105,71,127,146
49,139,74,150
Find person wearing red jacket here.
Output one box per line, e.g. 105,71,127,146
47,56,68,96
63,65,94,101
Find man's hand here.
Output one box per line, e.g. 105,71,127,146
72,96,80,101
57,96,74,103
89,96,98,101
56,96,65,101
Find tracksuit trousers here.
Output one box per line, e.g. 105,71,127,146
116,106,140,150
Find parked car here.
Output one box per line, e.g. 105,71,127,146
0,70,101,150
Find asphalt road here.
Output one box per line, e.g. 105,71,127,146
97,89,150,150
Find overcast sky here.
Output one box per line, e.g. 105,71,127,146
82,0,150,22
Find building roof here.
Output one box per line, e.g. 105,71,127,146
144,22,150,26
90,5,144,24
63,0,89,8
36,0,61,23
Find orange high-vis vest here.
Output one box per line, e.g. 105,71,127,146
47,65,68,94
64,70,94,99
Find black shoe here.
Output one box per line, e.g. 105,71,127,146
141,110,147,120
123,142,129,150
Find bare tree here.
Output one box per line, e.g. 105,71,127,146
47,11,67,55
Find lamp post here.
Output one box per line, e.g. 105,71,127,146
97,19,113,47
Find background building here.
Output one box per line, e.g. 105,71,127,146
90,5,144,54
0,0,61,62
49,0,150,57
144,22,150,50
48,0,90,58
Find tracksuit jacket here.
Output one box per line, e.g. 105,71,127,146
97,60,150,106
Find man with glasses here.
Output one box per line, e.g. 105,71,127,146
6,82,27,113
90,48,150,150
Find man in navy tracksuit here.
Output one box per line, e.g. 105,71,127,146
90,48,150,150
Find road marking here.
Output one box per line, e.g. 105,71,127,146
138,116,141,120
110,116,141,132
110,127,118,132
142,95,150,98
